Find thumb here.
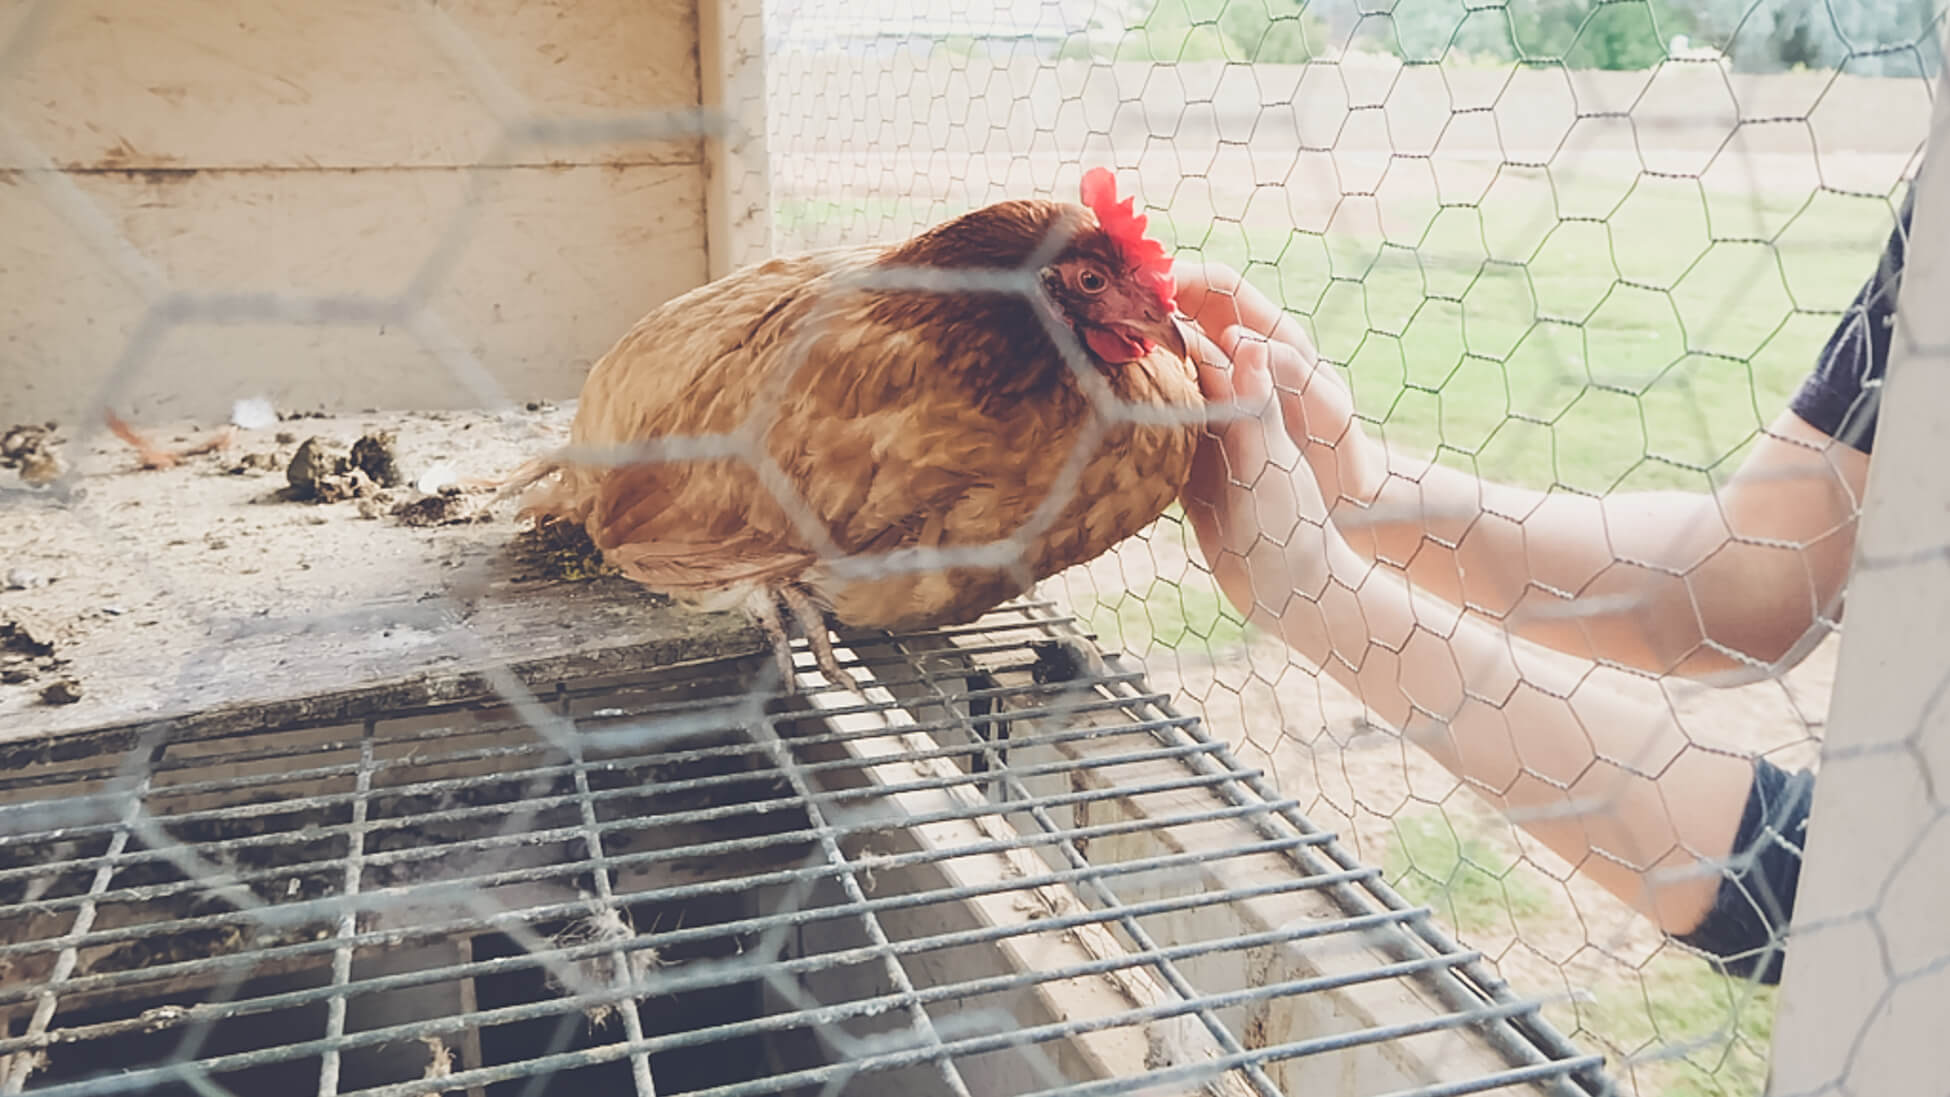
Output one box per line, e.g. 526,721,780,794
1184,325,1239,404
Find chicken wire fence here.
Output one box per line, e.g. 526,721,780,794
766,3,1950,1096
2,1,1948,1096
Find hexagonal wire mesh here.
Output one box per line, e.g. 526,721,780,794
763,2,1945,1096
1,0,1946,1095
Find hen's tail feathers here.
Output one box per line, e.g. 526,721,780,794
493,453,561,505
494,450,593,529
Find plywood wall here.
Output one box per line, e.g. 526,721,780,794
1,0,716,424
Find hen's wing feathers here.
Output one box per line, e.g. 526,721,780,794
566,244,1010,599
574,245,883,444
546,236,1200,628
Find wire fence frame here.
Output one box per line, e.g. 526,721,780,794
761,3,1948,1095
1765,28,1950,1096
1,1,1947,1096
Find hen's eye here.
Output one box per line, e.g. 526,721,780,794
1076,268,1109,294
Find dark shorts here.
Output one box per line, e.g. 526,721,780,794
1672,757,1815,985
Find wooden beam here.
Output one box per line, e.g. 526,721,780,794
697,0,773,279
1766,45,1950,1097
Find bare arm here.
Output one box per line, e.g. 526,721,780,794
1359,413,1866,678
1179,332,1753,933
1175,261,1870,679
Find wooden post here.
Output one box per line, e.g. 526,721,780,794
1765,44,1950,1097
698,0,773,278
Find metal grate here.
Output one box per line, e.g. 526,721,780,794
0,604,1610,1097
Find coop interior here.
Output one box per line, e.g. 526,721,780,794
5,0,1942,1095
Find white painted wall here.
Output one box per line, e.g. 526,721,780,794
1,0,731,425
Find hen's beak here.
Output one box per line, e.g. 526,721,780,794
1157,314,1190,360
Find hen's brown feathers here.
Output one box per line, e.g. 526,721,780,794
524,199,1202,637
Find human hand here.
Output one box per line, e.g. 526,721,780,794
1179,323,1343,623
1172,259,1379,507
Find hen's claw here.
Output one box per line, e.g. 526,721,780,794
779,585,865,697
746,589,799,688
744,586,867,697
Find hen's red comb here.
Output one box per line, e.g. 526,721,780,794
1079,167,1176,312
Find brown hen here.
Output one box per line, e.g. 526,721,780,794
517,170,1202,691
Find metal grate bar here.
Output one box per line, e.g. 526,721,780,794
0,605,1609,1096
1015,1000,1609,1097
553,910,1448,1064
0,689,1188,845
7,885,1420,1057
0,693,1185,900
744,701,978,1097
15,945,1487,1097
0,723,1238,909
316,727,377,1097
676,953,1498,1097
551,688,659,1097
0,660,1145,803
0,762,1275,968
0,766,1297,928
0,835,1376,1055
885,634,1288,1097
1044,619,1611,1097
0,755,155,1096
0,855,1405,1089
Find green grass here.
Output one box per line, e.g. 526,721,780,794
1076,508,1252,655
1385,809,1776,1097
1580,948,1778,1097
1079,577,1249,654
1382,810,1555,935
1170,169,1899,494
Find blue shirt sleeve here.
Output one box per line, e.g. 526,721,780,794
1787,185,1916,454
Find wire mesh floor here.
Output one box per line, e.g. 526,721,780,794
0,604,1611,1097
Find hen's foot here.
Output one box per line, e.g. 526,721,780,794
779,585,864,697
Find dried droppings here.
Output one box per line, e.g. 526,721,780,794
286,438,380,503
1,424,61,485
511,519,618,582
39,679,81,705
1,618,55,659
313,467,376,504
392,490,485,528
350,431,404,488
285,437,348,498
229,452,283,475
0,424,53,466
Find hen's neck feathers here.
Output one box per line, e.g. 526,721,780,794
850,200,1141,414
881,199,1095,271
